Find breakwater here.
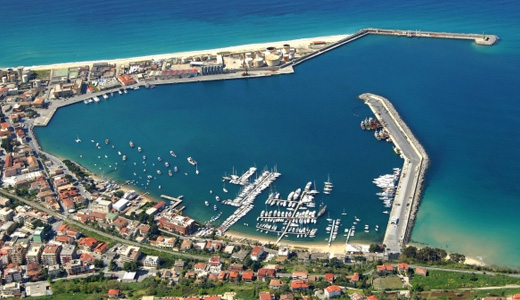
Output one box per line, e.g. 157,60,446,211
359,93,429,257
281,28,498,68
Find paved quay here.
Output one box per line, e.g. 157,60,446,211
31,66,294,128
359,93,429,258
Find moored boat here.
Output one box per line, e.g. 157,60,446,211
129,141,135,148
187,156,197,165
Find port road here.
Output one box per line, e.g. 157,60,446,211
360,93,428,257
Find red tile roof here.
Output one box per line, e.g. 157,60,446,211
324,285,342,293
377,264,394,272
325,273,334,282
242,270,254,281
291,279,309,290
108,289,120,296
398,262,409,271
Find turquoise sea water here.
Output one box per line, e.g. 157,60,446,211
5,1,520,267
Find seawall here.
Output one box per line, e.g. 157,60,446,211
359,93,429,257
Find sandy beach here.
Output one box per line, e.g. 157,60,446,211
226,229,367,254
21,34,350,71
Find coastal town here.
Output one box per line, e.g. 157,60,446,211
0,28,516,300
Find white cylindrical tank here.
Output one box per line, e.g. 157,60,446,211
265,54,281,66
282,44,290,54
245,57,253,67
253,57,265,67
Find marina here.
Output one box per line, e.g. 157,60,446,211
217,166,281,235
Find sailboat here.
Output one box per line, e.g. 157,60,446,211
75,135,81,143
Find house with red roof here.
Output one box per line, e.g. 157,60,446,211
292,270,308,279
398,262,410,273
349,272,360,284
79,237,98,251
251,246,265,261
259,292,275,300
257,268,276,282
217,271,227,281
415,267,428,276
229,271,240,282
108,289,121,298
324,285,342,298
325,273,335,283
117,74,136,86
367,295,379,300
377,264,394,275
242,270,255,282
291,279,309,292
269,279,284,290
94,242,108,254
79,252,96,263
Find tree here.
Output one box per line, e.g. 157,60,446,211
402,246,418,259
449,253,466,264
114,190,125,199
94,259,104,268
1,136,14,153
123,261,138,272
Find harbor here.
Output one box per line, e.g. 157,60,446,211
359,93,429,257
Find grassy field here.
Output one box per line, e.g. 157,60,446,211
410,270,520,290
373,276,405,290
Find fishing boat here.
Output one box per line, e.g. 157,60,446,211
168,170,173,177
341,208,347,216
118,90,123,95
102,94,108,100
214,205,218,211
105,139,109,144
122,155,127,161
174,166,179,173
215,196,220,202
129,141,135,148
383,210,389,214
123,89,128,94
83,99,89,104
157,157,162,162
187,156,197,165
156,170,162,175
143,155,146,160
75,135,81,143
165,162,170,168
170,150,176,157
205,201,209,206
118,151,122,156
93,96,100,102
138,146,142,152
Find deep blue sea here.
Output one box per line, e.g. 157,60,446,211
4,0,520,268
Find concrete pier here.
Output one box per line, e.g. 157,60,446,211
359,93,429,258
281,28,498,69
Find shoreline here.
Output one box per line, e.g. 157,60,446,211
16,28,498,263
226,230,367,254
6,34,351,71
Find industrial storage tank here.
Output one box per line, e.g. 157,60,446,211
282,44,290,54
265,54,281,66
245,57,253,67
253,57,265,67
